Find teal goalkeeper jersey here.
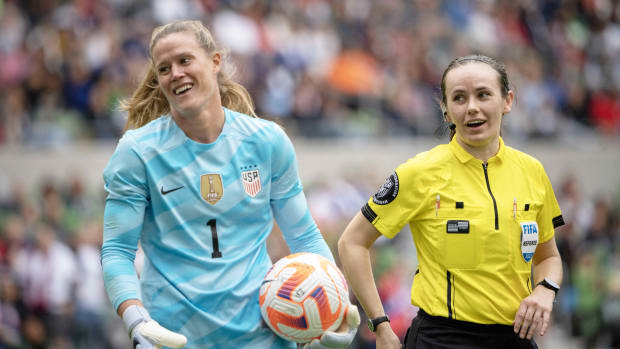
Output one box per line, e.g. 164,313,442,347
101,108,333,348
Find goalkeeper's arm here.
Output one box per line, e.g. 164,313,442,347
119,300,187,349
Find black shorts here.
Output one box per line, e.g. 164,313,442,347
403,309,538,349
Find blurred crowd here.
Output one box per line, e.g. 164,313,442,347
0,0,619,147
0,171,618,348
0,178,120,348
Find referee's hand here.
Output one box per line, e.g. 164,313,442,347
513,286,556,340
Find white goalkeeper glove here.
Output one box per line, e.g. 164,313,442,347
122,305,187,349
303,304,361,349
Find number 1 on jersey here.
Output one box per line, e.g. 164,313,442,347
207,219,222,258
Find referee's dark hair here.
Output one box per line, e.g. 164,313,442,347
440,54,511,107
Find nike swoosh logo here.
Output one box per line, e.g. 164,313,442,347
161,186,184,195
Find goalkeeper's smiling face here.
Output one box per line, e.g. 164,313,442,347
151,31,222,120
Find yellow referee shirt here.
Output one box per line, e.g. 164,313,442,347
363,137,564,325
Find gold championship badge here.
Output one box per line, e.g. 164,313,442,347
201,174,223,205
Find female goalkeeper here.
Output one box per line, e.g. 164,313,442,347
101,20,358,349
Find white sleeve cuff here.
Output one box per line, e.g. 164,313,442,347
122,305,151,334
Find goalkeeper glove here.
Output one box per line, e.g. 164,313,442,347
304,304,361,349
122,305,187,349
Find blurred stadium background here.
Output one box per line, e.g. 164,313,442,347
0,0,619,348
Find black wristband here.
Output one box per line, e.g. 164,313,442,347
367,315,390,332
536,277,560,295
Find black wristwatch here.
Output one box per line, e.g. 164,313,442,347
367,315,390,332
536,277,560,296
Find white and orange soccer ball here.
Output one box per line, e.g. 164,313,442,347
259,252,350,343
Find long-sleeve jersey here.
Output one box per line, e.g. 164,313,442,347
102,108,332,348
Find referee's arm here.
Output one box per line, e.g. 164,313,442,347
532,237,563,297
338,212,401,349
513,237,563,340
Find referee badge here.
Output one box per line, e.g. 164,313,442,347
373,172,399,205
520,221,539,262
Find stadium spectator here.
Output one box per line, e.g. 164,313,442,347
73,219,110,349
12,221,77,347
0,270,22,347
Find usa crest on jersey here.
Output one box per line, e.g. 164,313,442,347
242,170,261,197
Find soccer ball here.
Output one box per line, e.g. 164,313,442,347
259,252,350,343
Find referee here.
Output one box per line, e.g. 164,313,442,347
338,55,564,349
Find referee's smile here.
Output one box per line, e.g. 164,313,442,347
465,119,486,128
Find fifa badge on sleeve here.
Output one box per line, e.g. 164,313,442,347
520,221,539,262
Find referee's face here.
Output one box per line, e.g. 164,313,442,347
444,62,513,151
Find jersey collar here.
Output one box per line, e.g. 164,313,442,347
170,107,232,148
449,137,506,164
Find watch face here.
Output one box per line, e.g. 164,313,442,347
367,316,389,332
